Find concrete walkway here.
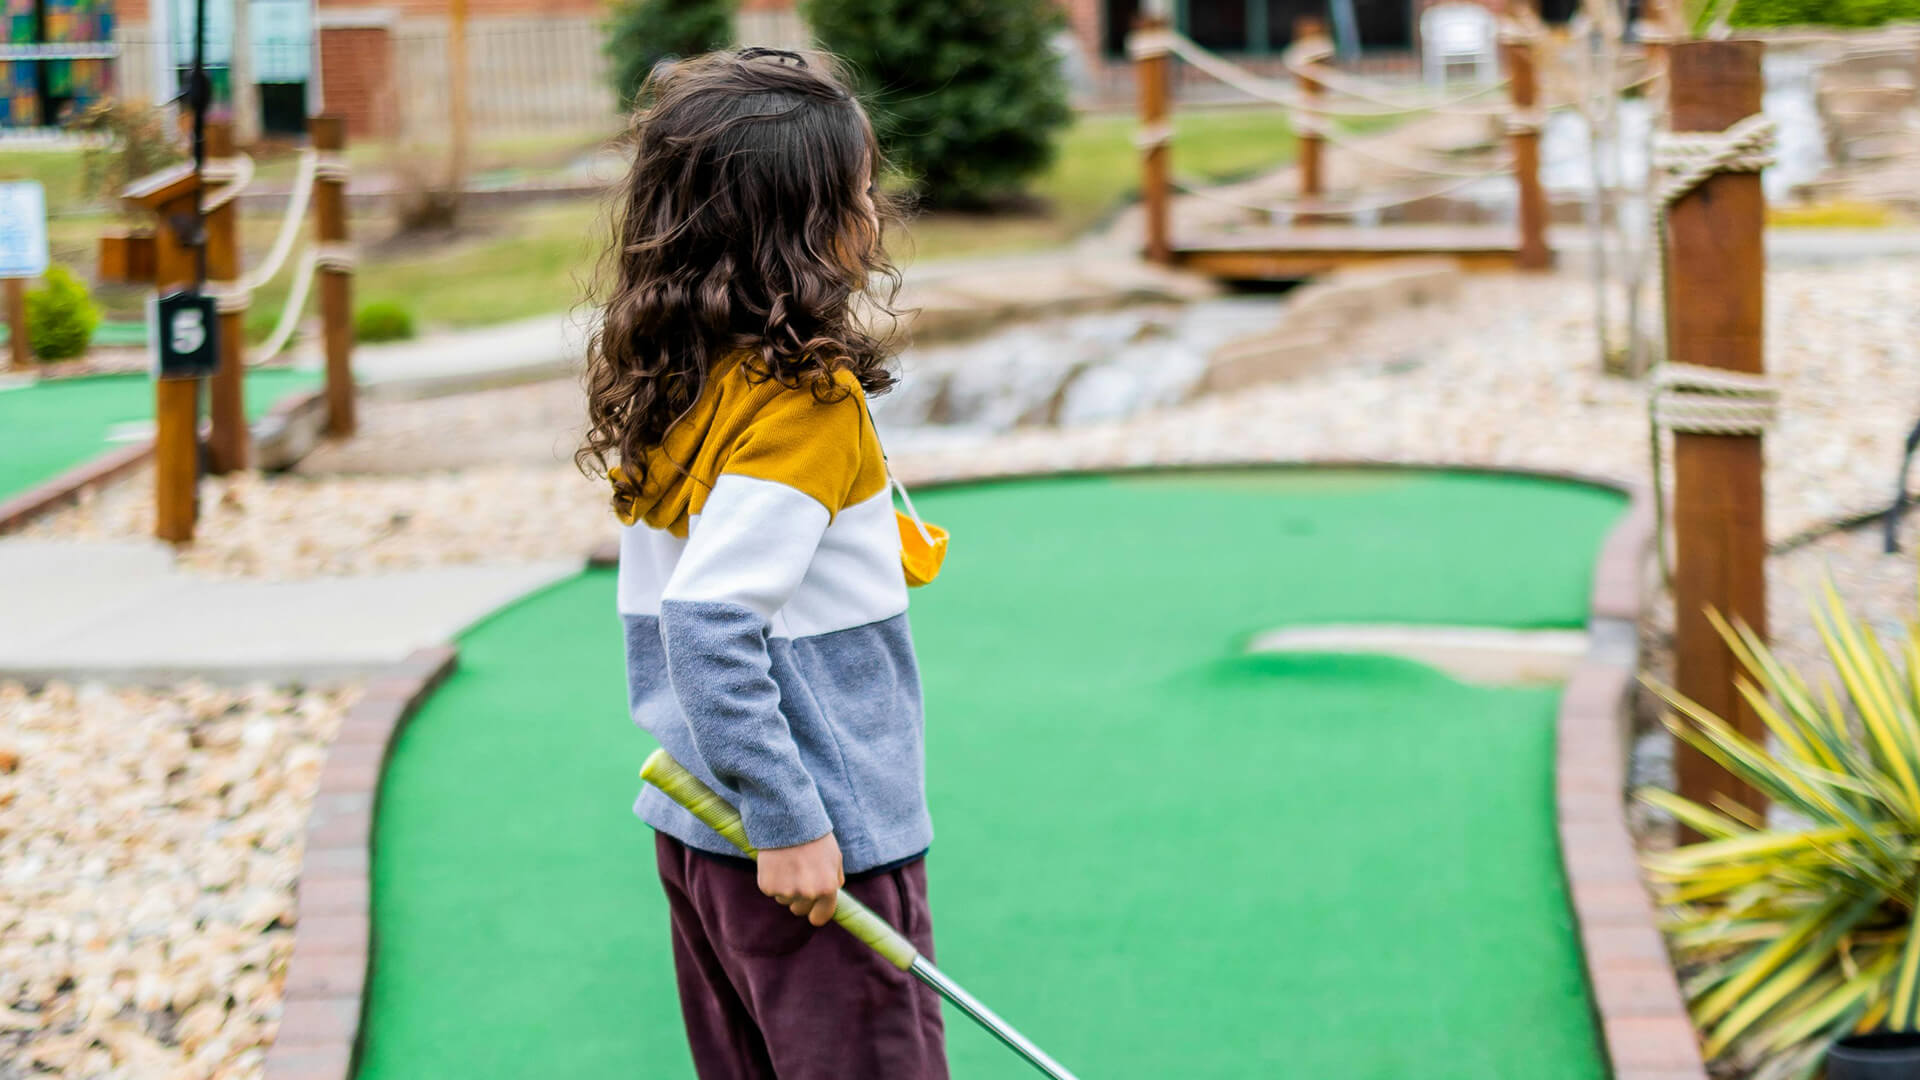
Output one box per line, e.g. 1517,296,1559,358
0,539,579,685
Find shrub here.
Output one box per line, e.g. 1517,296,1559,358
804,0,1072,208
1643,587,1920,1076
66,100,184,211
25,265,100,361
1729,0,1920,25
355,301,415,343
603,0,736,111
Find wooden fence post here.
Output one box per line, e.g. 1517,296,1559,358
312,115,357,437
4,278,25,371
203,121,248,474
1294,16,1327,222
1503,17,1551,270
1667,39,1770,826
1134,13,1173,265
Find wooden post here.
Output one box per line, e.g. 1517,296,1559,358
1503,18,1551,270
203,121,248,474
1667,39,1769,828
312,115,356,436
448,0,470,203
149,185,203,543
1135,13,1173,264
4,278,25,370
1295,16,1327,222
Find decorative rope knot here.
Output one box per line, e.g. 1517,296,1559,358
1503,110,1546,135
206,282,251,314
1651,114,1776,211
1651,362,1779,435
313,153,352,183
314,244,358,272
1132,123,1174,151
1495,17,1542,45
1126,28,1176,61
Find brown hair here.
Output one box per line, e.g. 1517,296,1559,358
578,48,903,504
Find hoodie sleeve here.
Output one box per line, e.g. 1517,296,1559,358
655,378,867,850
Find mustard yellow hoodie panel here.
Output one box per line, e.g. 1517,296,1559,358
684,365,885,519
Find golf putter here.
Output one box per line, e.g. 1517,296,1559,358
640,750,1083,1080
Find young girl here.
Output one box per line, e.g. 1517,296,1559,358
578,49,947,1079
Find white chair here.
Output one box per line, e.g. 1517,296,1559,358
1421,3,1500,88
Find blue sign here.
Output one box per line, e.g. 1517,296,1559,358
0,182,49,279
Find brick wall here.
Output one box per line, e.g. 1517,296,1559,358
318,25,397,138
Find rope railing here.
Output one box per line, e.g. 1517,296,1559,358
193,146,356,365
1171,163,1513,219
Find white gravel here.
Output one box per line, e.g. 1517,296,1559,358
0,681,358,1080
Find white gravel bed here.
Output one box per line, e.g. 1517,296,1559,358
0,681,358,1080
892,259,1920,549
24,465,616,581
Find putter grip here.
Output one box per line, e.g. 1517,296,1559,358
640,749,921,971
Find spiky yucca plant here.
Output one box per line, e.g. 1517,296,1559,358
1642,583,1920,1080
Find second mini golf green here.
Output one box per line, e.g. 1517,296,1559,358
358,468,1622,1079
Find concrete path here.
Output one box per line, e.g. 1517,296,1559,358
0,539,580,685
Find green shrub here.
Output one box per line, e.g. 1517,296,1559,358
25,265,100,361
355,301,415,343
603,0,736,111
1729,0,1920,26
804,0,1072,209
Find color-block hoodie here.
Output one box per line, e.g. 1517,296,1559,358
615,356,931,873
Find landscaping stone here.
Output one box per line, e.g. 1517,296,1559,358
0,681,358,1080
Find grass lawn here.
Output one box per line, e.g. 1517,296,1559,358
0,107,1301,334
358,468,1620,1080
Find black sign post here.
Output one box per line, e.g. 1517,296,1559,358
154,290,219,379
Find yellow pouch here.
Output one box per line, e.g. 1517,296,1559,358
889,466,947,587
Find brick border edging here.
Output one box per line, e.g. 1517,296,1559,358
266,645,457,1080
1557,500,1709,1080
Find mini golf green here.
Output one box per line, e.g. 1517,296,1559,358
358,468,1624,1080
0,369,319,504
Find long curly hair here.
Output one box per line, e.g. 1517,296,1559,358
578,48,904,505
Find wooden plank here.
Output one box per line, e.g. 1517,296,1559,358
1136,14,1172,264
1174,246,1523,279
1504,24,1551,270
1174,223,1531,254
1667,39,1769,832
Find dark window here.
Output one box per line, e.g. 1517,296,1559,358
1541,0,1578,20
1352,0,1412,48
1187,0,1250,50
1103,0,1142,56
1263,0,1317,49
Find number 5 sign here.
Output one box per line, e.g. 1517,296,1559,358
149,290,221,379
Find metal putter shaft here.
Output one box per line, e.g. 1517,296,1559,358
640,750,1083,1080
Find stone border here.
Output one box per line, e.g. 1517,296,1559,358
0,386,340,535
266,645,457,1080
320,462,1697,1080
0,441,153,534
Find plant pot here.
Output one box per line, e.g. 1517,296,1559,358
1827,1032,1920,1080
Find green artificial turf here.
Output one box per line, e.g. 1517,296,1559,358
357,468,1624,1080
0,368,318,504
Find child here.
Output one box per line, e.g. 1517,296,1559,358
577,48,947,1079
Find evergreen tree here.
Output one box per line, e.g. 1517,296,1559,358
804,0,1072,208
604,0,737,111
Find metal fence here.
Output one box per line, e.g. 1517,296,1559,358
393,18,617,141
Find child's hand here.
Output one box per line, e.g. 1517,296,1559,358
759,833,844,926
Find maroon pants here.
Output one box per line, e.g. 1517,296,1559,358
655,833,949,1080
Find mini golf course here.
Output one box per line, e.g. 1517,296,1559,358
0,368,319,504
358,468,1625,1080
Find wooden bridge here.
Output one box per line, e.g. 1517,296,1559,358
1131,14,1553,280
